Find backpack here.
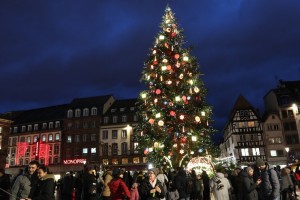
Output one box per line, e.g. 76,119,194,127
185,178,194,194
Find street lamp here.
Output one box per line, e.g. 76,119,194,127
285,147,290,166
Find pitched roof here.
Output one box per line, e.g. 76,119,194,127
68,95,113,108
10,104,67,125
105,98,137,115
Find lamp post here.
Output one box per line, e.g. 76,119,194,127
285,147,290,166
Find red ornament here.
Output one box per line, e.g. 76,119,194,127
174,54,180,59
156,89,161,94
144,149,149,155
170,111,176,116
149,118,155,124
181,137,187,143
182,96,187,101
171,32,176,37
164,43,169,48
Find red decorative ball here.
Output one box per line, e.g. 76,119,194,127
170,111,176,116
174,54,180,59
148,118,154,124
156,89,161,94
171,32,176,37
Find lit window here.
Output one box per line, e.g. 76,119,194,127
48,134,53,141
42,135,46,142
241,148,249,156
27,136,31,143
252,148,260,156
83,148,88,154
121,130,127,138
28,125,32,132
91,148,96,153
55,133,60,141
122,158,128,164
133,157,140,164
67,136,72,143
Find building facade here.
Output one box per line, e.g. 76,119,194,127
264,80,300,164
99,98,147,171
221,95,266,165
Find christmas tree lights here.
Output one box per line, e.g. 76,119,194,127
134,5,219,168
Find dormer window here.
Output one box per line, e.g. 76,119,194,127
83,108,89,117
130,107,135,111
91,107,97,116
75,109,81,117
120,108,125,112
42,123,47,130
67,109,73,118
111,108,116,113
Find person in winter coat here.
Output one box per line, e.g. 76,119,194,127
11,160,40,200
138,168,165,200
201,170,210,200
130,182,139,200
174,167,189,200
280,167,293,200
242,167,261,200
229,168,243,200
108,168,130,200
194,174,204,200
167,182,179,200
255,159,280,200
156,168,168,200
81,165,99,200
21,165,55,200
100,168,113,200
60,171,75,200
209,168,231,200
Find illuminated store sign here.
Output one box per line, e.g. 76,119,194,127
63,159,86,165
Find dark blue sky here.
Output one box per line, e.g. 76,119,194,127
1,0,300,132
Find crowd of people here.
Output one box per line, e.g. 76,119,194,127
0,159,300,200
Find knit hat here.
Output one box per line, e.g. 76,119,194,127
148,168,159,176
255,158,265,167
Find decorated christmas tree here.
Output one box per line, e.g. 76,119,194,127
135,6,219,169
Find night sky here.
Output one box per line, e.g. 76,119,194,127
1,0,300,133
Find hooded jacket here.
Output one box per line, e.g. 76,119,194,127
209,172,231,200
108,178,131,200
